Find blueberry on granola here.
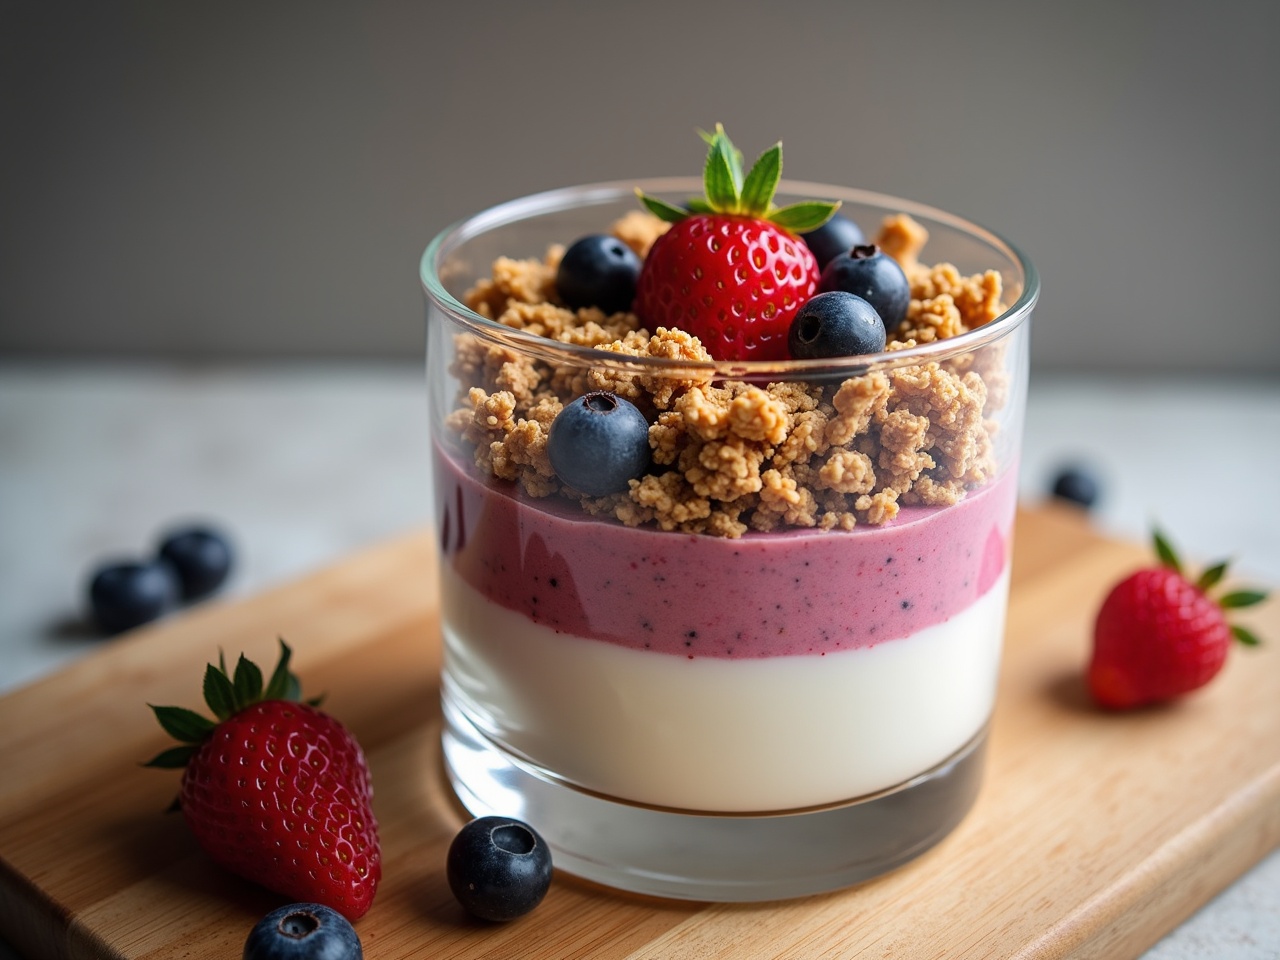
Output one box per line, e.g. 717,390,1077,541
555,234,642,314
801,213,865,271
547,392,651,496
788,291,887,359
817,244,910,332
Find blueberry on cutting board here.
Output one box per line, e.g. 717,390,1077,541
447,816,553,921
157,525,234,600
1049,465,1101,509
242,903,362,960
88,559,180,634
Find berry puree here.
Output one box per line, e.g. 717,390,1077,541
436,445,1017,660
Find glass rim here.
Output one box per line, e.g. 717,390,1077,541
420,178,1039,376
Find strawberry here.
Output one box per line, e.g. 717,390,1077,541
146,640,381,919
1087,530,1268,709
635,125,839,362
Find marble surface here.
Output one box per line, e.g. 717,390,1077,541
0,363,1276,957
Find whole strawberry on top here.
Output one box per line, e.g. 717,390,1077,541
635,125,840,362
1088,530,1268,710
146,640,381,920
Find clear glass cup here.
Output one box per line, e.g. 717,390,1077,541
421,179,1037,901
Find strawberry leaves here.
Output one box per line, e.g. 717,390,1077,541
264,641,303,702
145,707,213,768
738,141,780,214
152,706,216,742
1219,590,1269,609
637,192,691,224
203,662,238,721
1150,528,1268,650
703,128,741,212
1195,560,1229,591
771,201,843,231
1222,589,1269,646
638,124,839,233
1232,625,1262,647
145,638,316,768
232,653,263,705
1153,528,1182,573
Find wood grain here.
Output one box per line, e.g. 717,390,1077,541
1,507,1276,959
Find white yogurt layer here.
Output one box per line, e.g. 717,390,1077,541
441,565,1009,812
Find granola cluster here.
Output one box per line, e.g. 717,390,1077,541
445,212,1008,538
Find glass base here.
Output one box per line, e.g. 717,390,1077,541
441,693,987,902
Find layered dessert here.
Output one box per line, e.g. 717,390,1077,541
436,451,1014,811
427,128,1027,818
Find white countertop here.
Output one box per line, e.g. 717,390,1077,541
0,363,1276,957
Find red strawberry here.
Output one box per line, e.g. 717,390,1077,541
1087,530,1267,709
634,125,839,362
146,641,381,919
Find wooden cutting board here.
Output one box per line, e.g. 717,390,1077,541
1,507,1277,959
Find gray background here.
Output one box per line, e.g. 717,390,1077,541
2,0,1278,372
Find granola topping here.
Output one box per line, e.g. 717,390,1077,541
445,212,1008,538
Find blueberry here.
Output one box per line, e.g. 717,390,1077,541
88,559,179,634
788,291,887,359
157,525,233,600
242,903,362,960
800,213,865,271
556,234,642,314
817,244,911,332
447,816,553,922
547,391,651,496
1050,465,1101,509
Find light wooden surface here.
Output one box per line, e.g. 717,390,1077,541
0,507,1276,959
